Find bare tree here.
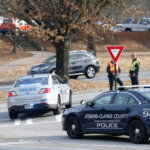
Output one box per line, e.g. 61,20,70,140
0,0,141,79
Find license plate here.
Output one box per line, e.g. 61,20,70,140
25,104,33,109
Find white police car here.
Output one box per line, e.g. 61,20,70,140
8,74,72,119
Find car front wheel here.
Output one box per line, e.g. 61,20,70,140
51,68,56,74
66,116,83,139
85,66,96,78
128,119,149,144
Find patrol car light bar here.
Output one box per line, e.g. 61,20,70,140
117,85,150,90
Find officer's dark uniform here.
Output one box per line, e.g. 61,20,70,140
107,61,123,90
129,58,140,85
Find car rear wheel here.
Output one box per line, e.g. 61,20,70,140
125,28,132,32
66,116,83,139
128,120,149,144
9,111,18,119
53,96,61,115
85,66,96,78
65,92,72,109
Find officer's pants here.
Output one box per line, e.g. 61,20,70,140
130,74,139,85
109,77,123,90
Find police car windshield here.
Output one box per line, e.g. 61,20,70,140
14,77,48,87
43,56,56,64
138,90,150,101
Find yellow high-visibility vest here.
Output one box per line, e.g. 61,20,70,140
109,62,119,73
130,59,140,71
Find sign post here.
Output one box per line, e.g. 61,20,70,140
105,46,125,90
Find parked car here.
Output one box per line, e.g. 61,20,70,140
8,74,72,119
122,17,150,32
112,24,123,32
63,85,150,143
27,50,100,79
0,18,31,35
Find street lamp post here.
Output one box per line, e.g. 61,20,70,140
12,31,17,54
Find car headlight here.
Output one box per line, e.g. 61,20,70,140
40,66,49,70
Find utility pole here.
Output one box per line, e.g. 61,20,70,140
12,31,16,53
12,19,17,54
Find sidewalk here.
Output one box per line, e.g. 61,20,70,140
0,51,54,84
0,51,54,73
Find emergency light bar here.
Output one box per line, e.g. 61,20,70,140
117,85,150,90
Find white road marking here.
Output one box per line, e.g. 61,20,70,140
0,114,62,127
55,114,62,122
26,119,33,125
15,119,21,126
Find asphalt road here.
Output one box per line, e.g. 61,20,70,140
0,92,150,150
78,70,150,82
0,70,150,91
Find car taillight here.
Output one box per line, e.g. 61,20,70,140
8,91,18,97
39,88,51,94
96,58,99,63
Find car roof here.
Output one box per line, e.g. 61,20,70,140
17,74,51,80
70,50,88,53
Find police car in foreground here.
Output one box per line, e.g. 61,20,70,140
62,85,150,144
8,74,72,119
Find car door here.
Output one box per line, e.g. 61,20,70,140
69,54,83,74
131,18,139,31
69,54,77,74
82,92,115,133
104,92,131,133
139,18,148,31
54,75,69,104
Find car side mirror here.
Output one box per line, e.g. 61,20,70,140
86,101,94,107
80,100,85,105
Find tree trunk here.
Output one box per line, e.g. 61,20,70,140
87,35,96,56
54,39,71,80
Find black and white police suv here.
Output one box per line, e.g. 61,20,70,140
8,74,72,119
62,85,150,144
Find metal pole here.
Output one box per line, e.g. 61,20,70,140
12,31,16,53
114,63,117,90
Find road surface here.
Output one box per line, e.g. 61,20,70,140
0,92,150,150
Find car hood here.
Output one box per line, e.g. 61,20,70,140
30,63,52,71
64,105,86,115
32,63,47,68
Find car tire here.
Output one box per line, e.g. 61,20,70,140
66,116,83,139
53,96,61,115
65,92,72,109
9,111,18,119
125,28,132,32
85,66,96,79
51,69,56,74
128,119,149,144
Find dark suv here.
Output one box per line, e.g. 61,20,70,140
27,50,100,79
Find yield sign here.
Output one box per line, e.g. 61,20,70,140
105,45,125,63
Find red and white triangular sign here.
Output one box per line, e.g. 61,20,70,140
105,45,125,63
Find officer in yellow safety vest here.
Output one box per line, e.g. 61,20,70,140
107,60,123,90
129,53,140,85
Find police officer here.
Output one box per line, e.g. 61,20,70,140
107,60,123,90
129,53,140,85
